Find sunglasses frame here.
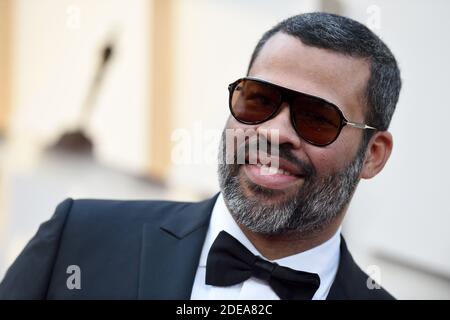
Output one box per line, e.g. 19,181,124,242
228,77,377,147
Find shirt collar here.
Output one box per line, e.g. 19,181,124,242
198,193,341,282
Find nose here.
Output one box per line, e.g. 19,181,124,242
256,103,302,149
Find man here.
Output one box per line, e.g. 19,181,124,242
0,12,401,299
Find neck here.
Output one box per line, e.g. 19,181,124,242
238,217,343,260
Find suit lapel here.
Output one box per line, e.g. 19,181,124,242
137,196,368,300
138,194,219,299
327,236,358,300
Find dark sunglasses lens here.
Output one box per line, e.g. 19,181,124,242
230,79,281,123
292,96,342,146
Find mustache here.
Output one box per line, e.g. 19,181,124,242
235,135,315,178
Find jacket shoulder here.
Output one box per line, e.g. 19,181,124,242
0,196,209,299
70,197,198,220
0,199,73,299
328,236,395,300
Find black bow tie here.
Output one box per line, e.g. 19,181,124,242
205,231,320,300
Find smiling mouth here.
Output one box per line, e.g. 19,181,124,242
242,155,305,190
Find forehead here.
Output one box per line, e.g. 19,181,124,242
248,32,371,118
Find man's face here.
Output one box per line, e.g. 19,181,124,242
218,32,372,235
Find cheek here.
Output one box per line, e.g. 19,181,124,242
304,135,361,175
225,115,234,128
227,115,363,175
224,117,260,151
306,149,342,175
226,116,240,129
226,116,259,131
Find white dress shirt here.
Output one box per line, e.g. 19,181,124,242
190,193,341,300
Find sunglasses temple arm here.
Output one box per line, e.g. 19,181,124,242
345,121,377,130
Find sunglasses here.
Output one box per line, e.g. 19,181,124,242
228,77,377,147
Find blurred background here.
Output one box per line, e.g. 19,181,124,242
0,0,449,299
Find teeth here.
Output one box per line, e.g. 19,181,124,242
258,163,293,176
267,166,278,175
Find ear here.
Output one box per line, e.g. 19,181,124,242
360,131,393,179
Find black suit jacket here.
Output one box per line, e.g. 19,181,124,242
0,194,394,299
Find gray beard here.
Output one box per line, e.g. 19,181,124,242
217,131,366,236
